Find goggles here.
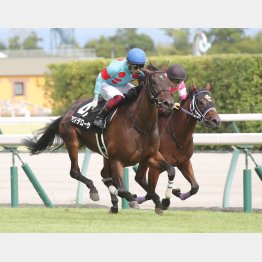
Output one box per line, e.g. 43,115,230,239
170,78,183,85
132,64,144,69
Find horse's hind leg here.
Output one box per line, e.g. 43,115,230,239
101,159,119,214
173,161,199,200
61,126,99,201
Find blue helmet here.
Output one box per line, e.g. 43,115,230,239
126,48,146,65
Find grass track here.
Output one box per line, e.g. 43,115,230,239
0,207,262,233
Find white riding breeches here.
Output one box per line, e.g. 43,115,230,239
100,82,135,101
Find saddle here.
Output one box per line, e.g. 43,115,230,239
70,98,116,134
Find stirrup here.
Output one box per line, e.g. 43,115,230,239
93,117,106,129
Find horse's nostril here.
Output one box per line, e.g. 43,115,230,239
212,118,221,127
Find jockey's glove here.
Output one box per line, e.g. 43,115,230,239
91,98,98,109
173,102,181,110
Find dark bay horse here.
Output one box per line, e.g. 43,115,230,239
134,84,221,210
23,67,175,214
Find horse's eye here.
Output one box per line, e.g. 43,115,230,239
198,99,205,107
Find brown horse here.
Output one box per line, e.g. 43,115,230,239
23,67,176,214
134,84,221,210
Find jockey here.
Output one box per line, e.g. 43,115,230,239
167,64,188,108
91,48,146,129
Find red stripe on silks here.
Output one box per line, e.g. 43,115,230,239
118,72,126,77
105,95,124,110
132,74,138,79
112,80,118,84
169,86,178,94
114,78,122,82
101,69,111,80
116,58,124,61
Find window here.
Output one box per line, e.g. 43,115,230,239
14,82,25,96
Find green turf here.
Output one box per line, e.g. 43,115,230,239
0,207,262,233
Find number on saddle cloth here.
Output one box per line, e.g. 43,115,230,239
70,99,114,131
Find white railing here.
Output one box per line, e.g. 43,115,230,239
1,113,262,124
1,133,262,146
0,114,262,146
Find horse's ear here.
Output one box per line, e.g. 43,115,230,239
206,82,211,91
192,81,197,92
161,61,169,72
142,68,151,75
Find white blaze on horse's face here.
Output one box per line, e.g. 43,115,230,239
204,94,212,102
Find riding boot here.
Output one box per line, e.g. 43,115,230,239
93,95,124,129
93,106,109,129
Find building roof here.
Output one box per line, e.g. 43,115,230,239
0,57,96,76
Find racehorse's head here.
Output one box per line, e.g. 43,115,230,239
187,83,221,129
141,65,174,114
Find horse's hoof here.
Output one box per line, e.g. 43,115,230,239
109,207,118,214
90,192,100,201
129,201,139,209
155,207,163,215
160,198,170,210
172,188,181,197
135,196,145,204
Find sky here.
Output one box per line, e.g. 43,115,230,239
0,28,261,51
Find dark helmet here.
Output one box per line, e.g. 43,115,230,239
126,48,146,65
167,64,186,82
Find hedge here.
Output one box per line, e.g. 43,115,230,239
45,54,262,135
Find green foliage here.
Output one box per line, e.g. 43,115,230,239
22,32,43,49
45,54,262,135
45,59,110,114
84,29,155,58
7,31,43,50
162,29,191,55
8,36,21,49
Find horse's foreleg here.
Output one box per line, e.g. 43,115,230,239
101,158,119,214
134,162,151,204
173,161,199,200
148,151,176,211
110,160,139,209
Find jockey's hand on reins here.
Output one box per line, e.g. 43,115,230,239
173,102,181,110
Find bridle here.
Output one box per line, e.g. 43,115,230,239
128,70,171,135
144,71,170,106
180,90,217,125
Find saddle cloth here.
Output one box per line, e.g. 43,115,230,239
70,98,117,134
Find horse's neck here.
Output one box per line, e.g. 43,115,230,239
131,87,157,131
172,98,197,136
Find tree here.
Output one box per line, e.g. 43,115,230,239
162,29,191,55
206,28,245,43
205,28,262,54
84,36,119,58
8,36,21,49
111,29,155,54
22,32,43,49
84,28,155,58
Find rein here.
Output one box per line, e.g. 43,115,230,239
145,71,170,106
128,70,171,135
128,109,157,135
180,90,217,125
167,90,217,149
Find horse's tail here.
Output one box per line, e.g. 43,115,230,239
22,116,64,155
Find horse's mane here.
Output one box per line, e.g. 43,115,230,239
146,61,169,72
